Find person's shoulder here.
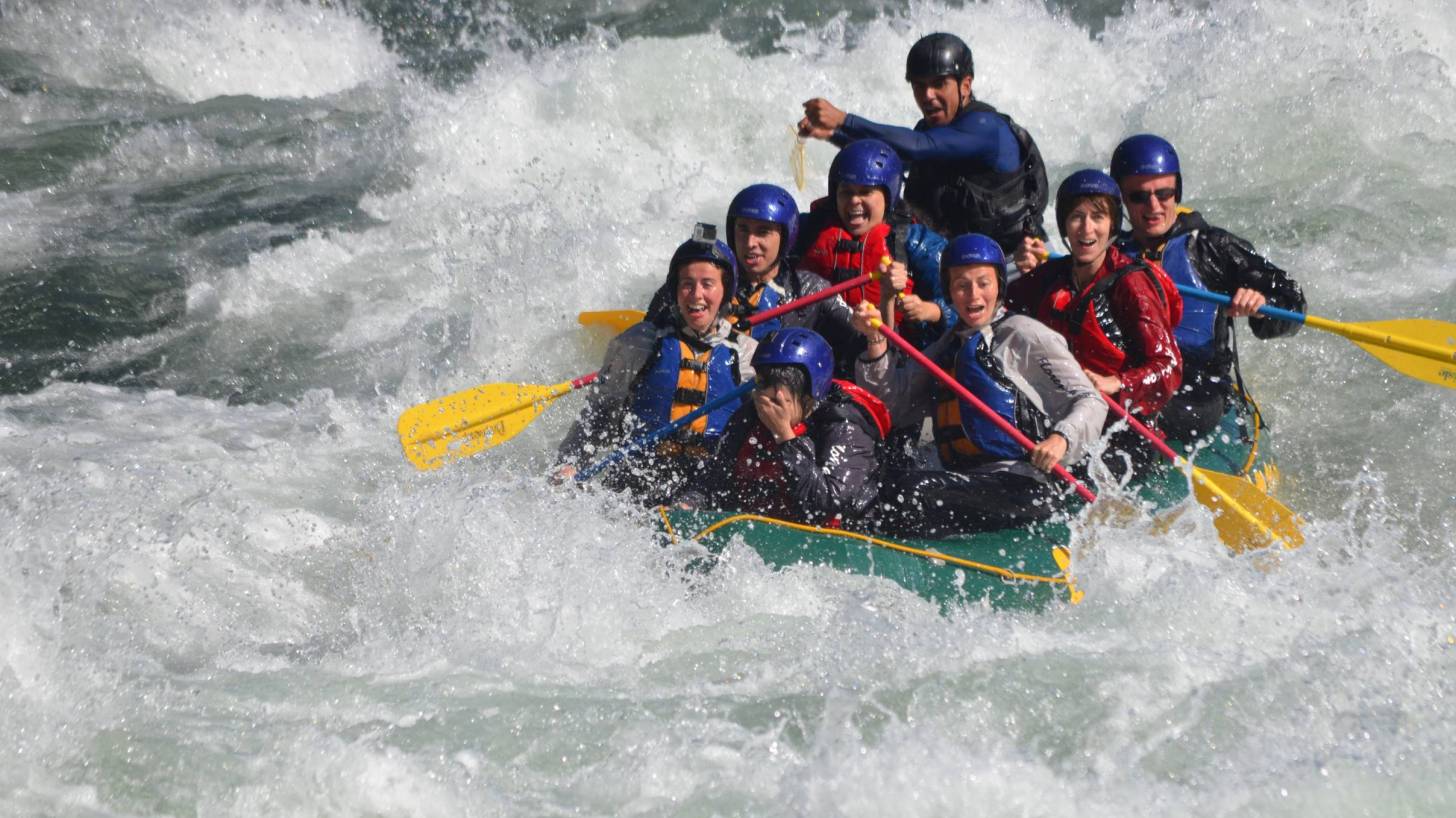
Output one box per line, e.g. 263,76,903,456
904,221,947,249
995,312,1056,343
996,312,1043,333
1006,257,1065,309
726,323,758,358
1171,208,1216,237
959,108,1006,127
618,319,661,341
821,380,891,438
608,320,663,358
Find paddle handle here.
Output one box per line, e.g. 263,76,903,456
741,271,878,328
1176,284,1456,363
575,381,757,483
570,372,599,389
872,321,1097,504
1174,283,1307,325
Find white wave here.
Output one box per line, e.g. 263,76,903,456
1,0,394,101
4,0,1456,813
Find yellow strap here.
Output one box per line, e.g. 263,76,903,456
685,512,1074,588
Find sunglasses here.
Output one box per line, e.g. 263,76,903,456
1125,188,1177,205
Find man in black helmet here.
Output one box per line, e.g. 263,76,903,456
798,32,1050,273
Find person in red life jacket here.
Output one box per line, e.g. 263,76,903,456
1110,134,1307,444
1006,170,1183,477
677,328,889,526
644,184,856,343
555,224,757,504
797,33,1050,273
792,139,950,375
849,234,1106,536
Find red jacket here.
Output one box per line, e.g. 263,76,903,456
1007,246,1182,417
798,199,911,318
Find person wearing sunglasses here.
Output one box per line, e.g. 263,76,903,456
796,33,1050,273
1111,134,1307,444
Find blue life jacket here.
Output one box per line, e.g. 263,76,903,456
742,282,784,340
630,332,742,447
1147,232,1218,365
953,332,1028,461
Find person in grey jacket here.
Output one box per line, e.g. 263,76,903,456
555,226,757,505
852,233,1106,536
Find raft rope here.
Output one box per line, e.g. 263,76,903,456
657,507,1078,593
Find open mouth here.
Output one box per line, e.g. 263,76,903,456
844,203,870,230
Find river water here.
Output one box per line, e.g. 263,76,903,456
2,0,1454,814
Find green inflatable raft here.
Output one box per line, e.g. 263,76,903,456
657,403,1289,611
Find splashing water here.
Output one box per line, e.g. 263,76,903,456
2,0,1455,814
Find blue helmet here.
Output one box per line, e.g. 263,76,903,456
939,233,1006,301
751,327,834,402
1055,169,1123,241
726,184,799,268
669,223,738,301
829,139,904,213
1110,134,1182,200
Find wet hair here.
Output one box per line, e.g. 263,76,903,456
1056,193,1116,234
755,364,816,414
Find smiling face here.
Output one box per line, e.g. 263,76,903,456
675,261,725,334
946,263,1000,330
1063,196,1114,269
1120,173,1179,244
835,182,887,237
911,75,972,127
732,216,783,282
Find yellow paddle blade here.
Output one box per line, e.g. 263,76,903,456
1343,318,1456,389
1190,466,1305,554
397,380,572,471
578,310,645,335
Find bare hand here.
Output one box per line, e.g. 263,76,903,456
1083,368,1122,395
1012,236,1048,274
1029,433,1068,472
753,385,803,442
1227,287,1267,318
897,293,942,323
885,259,910,294
851,301,887,346
798,98,847,140
549,464,578,485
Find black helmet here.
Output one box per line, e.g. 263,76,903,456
905,33,973,81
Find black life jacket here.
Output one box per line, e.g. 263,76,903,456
902,100,1049,252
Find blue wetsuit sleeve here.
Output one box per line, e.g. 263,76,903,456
838,111,1018,173
905,225,954,334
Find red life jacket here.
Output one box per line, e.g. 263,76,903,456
1036,247,1183,377
833,379,892,439
799,202,912,318
730,380,890,526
